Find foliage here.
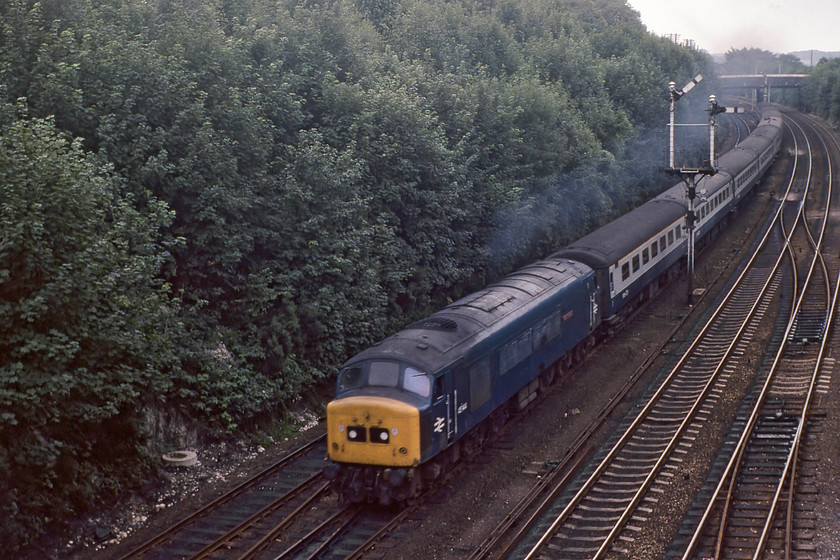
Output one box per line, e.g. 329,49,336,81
0,0,709,549
802,57,840,126
0,101,179,549
719,47,807,75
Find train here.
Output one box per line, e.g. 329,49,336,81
323,104,784,506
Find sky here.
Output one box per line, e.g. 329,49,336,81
626,0,840,56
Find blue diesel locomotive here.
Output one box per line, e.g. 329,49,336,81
324,105,784,505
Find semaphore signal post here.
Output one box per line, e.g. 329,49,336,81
663,76,742,305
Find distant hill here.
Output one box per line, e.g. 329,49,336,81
790,50,840,65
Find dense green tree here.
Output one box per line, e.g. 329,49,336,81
0,0,713,550
0,102,179,550
720,47,807,75
802,58,840,125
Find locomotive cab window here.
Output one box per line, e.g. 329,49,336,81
337,366,364,392
368,361,400,388
404,367,431,397
338,360,433,400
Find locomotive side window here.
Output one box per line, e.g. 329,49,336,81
500,330,533,374
469,359,492,410
337,366,364,392
404,367,431,397
534,309,563,348
368,361,399,387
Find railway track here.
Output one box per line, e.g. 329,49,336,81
669,110,840,560
116,436,328,560
110,108,840,560
115,431,424,560
456,107,840,560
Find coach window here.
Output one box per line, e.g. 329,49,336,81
668,231,674,245
621,262,630,281
660,236,666,252
632,255,640,273
651,242,658,258
642,248,649,265
675,226,682,239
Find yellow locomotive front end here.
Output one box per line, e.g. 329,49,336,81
327,395,421,467
324,358,435,504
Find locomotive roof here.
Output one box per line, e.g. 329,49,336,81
345,257,593,373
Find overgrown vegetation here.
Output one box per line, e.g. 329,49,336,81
0,0,711,550
802,57,840,125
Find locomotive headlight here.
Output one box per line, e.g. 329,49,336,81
347,426,366,442
369,427,390,444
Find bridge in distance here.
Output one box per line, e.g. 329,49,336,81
719,73,809,101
